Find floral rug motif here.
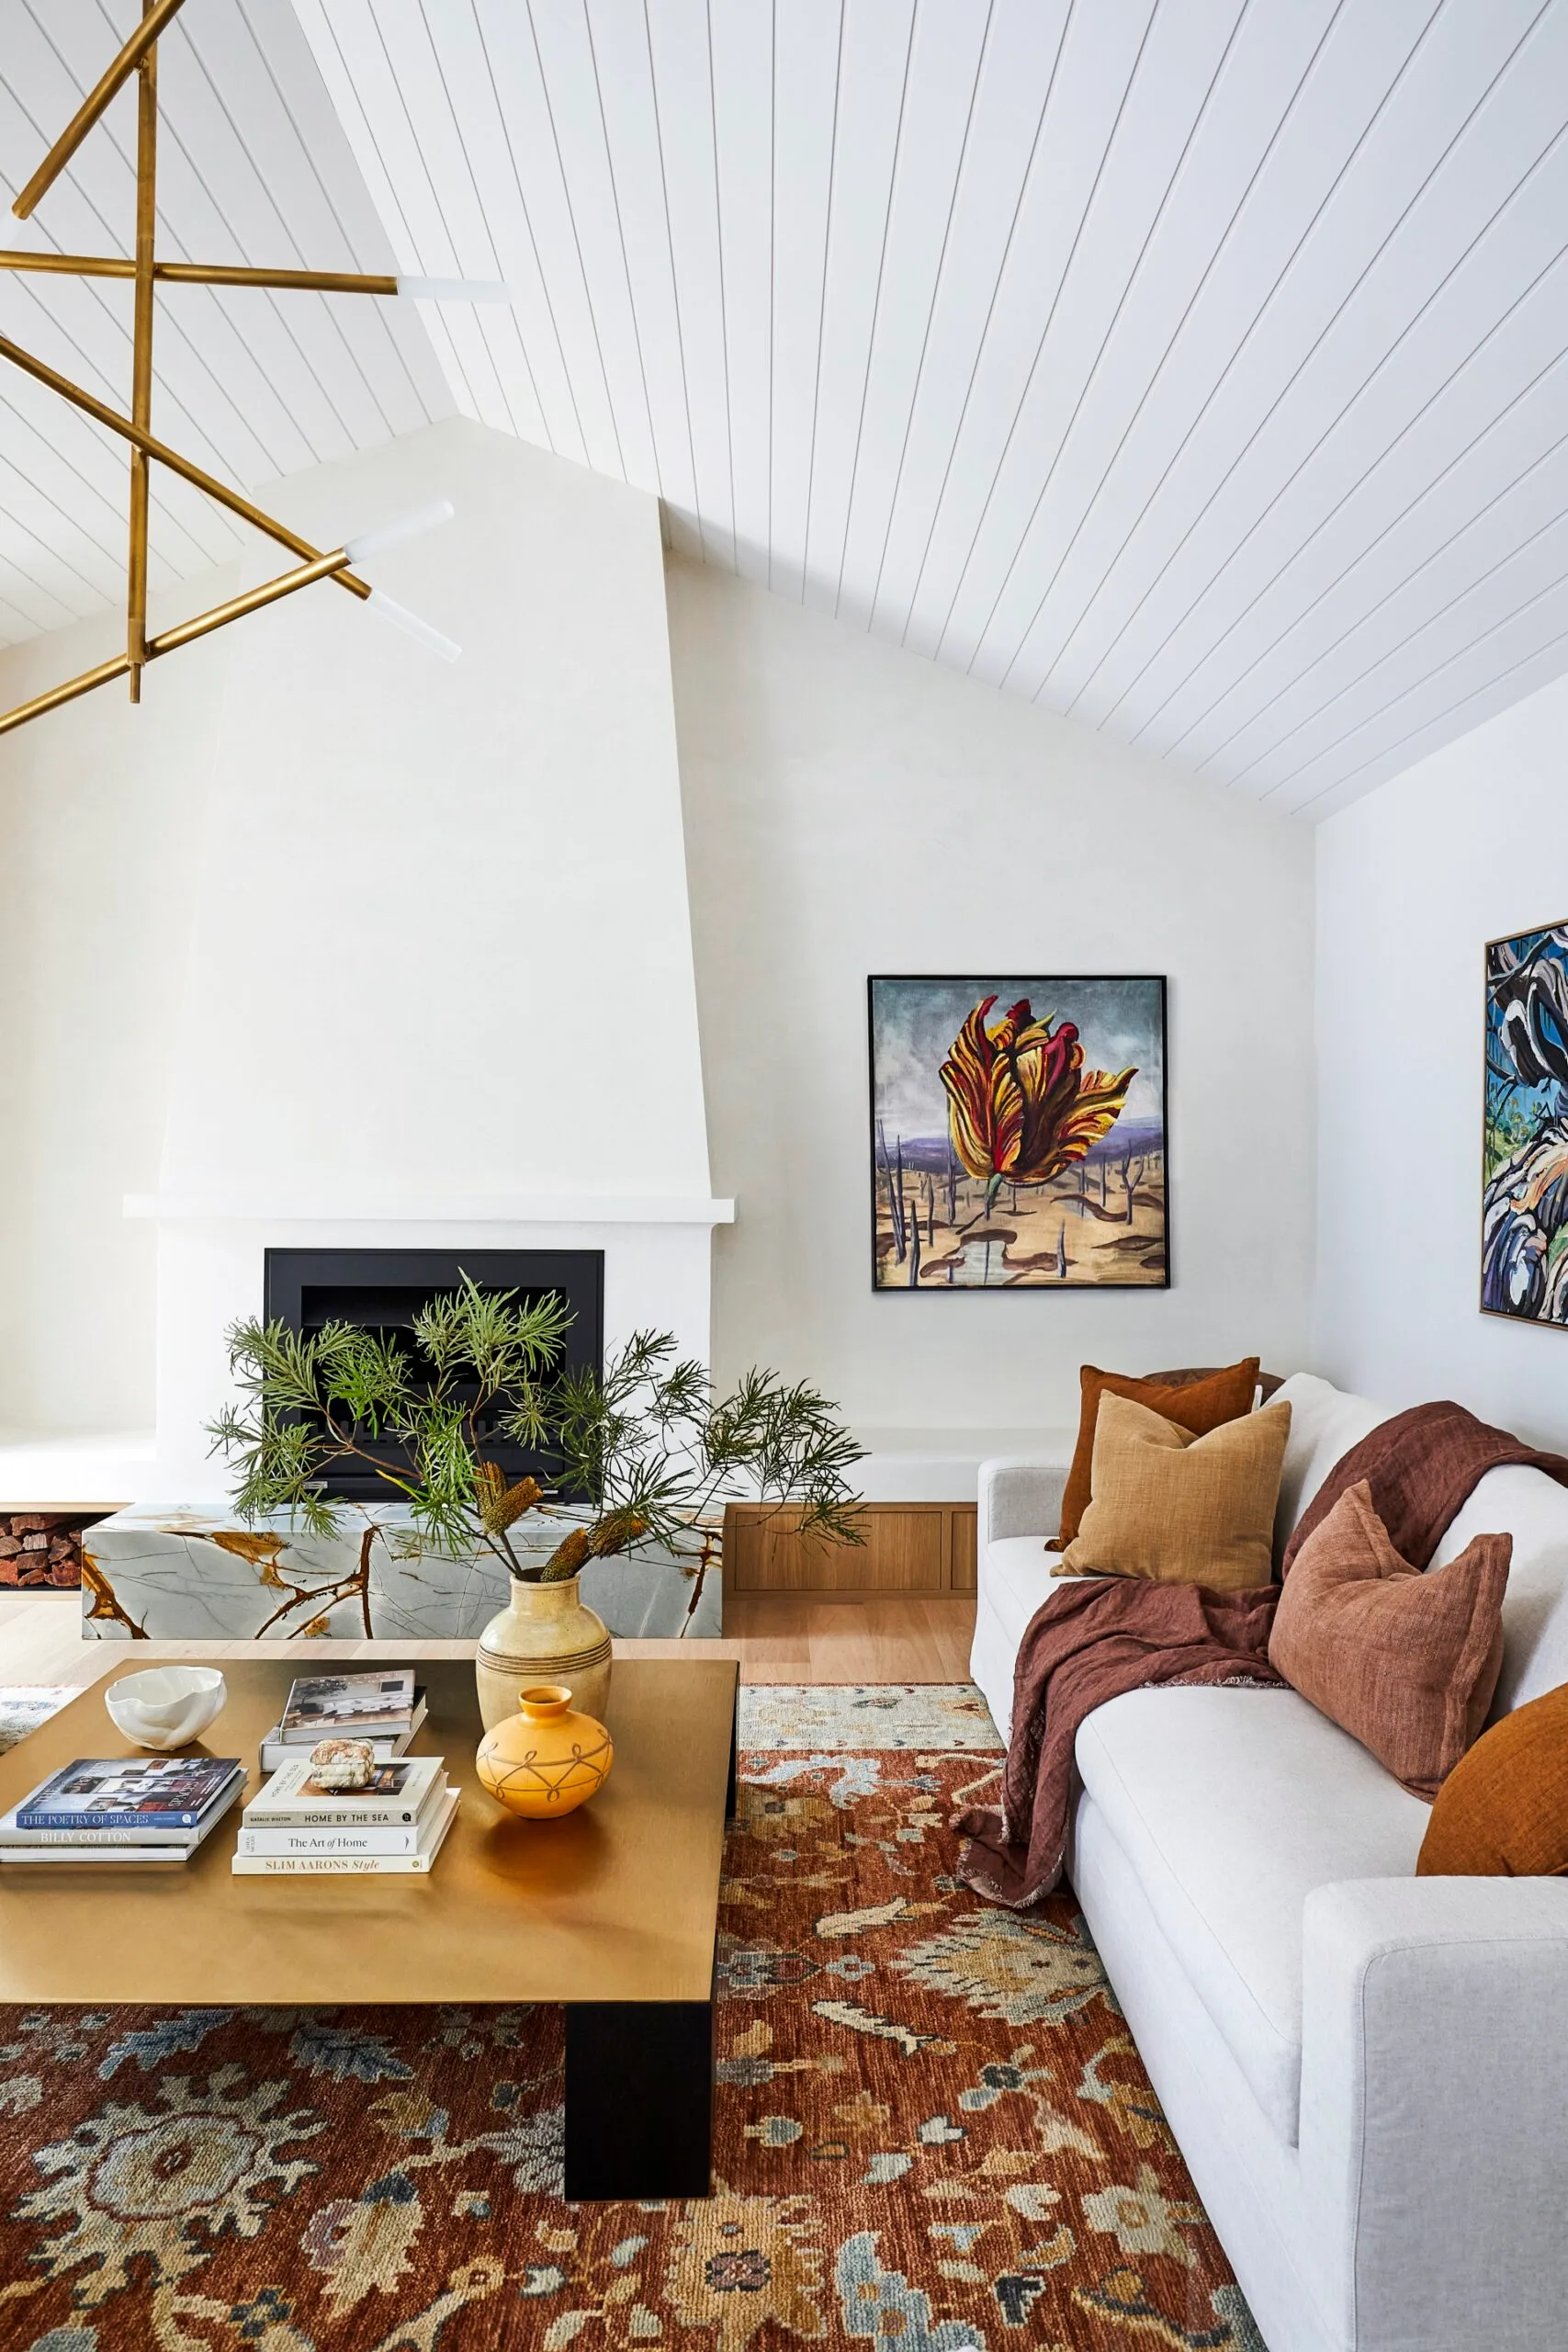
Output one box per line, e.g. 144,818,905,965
736,1685,1002,1752
0,1687,73,1756
0,1751,1258,2352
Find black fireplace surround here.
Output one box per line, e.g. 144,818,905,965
264,1248,604,1502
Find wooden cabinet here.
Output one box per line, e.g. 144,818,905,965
725,1502,978,1598
949,1508,976,1594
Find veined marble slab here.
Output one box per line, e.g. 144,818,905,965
81,1504,722,1644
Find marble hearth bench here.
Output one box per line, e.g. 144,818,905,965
80,1505,722,1645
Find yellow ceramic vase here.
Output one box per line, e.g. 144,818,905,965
476,1684,614,1820
474,1571,612,1731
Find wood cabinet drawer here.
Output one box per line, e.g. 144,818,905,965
726,1503,978,1596
949,1509,976,1594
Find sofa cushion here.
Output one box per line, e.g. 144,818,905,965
1418,1679,1568,1876
1051,1356,1259,1551
1074,1685,1429,2144
1059,1394,1291,1590
1270,1370,1390,1560
979,1535,1095,1644
1432,1463,1568,1718
1269,1481,1510,1796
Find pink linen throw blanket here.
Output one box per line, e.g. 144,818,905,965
955,1399,1568,1911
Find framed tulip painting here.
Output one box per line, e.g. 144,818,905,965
1483,919,1568,1326
868,975,1168,1290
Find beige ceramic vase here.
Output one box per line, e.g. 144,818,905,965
475,1573,612,1732
476,1684,614,1819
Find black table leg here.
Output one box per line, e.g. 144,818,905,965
565,1990,715,2199
727,1675,739,1823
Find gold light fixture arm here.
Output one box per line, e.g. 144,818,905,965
0,0,459,741
0,548,350,739
12,0,192,221
0,253,402,296
0,334,371,601
127,3,158,701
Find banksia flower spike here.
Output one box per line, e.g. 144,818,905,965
540,1525,592,1583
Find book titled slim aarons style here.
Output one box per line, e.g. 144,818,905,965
231,1787,459,1874
14,1755,243,1832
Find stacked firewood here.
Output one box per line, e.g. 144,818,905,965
0,1512,102,1589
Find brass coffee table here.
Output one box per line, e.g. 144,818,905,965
0,1656,739,2201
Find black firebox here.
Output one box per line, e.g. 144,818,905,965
263,1248,604,1502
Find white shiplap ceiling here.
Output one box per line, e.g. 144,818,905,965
6,4,1568,818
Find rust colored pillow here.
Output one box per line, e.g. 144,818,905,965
1268,1481,1510,1798
1049,1356,1260,1551
1417,1682,1568,1876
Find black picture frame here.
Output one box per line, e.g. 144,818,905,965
867,974,1170,1293
1481,919,1568,1328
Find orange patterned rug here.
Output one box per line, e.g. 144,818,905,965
0,1746,1258,2352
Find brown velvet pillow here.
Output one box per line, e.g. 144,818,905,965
1049,1356,1260,1551
1418,1682,1568,1876
1056,1393,1292,1592
1269,1481,1510,1798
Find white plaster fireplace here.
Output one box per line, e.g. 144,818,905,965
95,417,725,1505
130,1199,730,1503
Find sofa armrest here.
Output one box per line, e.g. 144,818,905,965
1299,1876,1568,2352
978,1458,1067,1548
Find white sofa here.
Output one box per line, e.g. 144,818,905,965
971,1372,1568,2352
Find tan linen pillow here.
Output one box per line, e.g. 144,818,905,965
1417,1681,1568,1875
1269,1481,1509,1799
1056,1392,1292,1592
1048,1356,1261,1552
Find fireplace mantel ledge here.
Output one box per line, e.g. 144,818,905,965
124,1193,736,1226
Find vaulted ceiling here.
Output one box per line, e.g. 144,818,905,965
5,1,1568,819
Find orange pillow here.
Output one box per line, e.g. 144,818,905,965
1418,1682,1568,1876
1268,1481,1510,1798
1050,1358,1260,1551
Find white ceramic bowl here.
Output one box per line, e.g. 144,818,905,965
104,1666,227,1751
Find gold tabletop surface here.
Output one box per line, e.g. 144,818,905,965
0,1657,738,2007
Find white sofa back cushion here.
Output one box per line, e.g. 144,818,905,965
1269,1372,1391,1556
1433,1464,1568,1719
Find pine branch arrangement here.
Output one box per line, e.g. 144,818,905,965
207,1274,864,1583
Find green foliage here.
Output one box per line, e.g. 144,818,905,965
207,1274,864,1582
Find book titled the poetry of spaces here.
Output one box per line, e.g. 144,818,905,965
17,1756,241,1829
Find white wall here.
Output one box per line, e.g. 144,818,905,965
1314,671,1568,1444
0,571,235,1431
159,419,709,1204
668,557,1318,1430
0,420,713,1450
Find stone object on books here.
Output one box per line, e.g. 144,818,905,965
307,1738,377,1791
103,1666,227,1751
78,1503,723,1645
477,1683,613,1820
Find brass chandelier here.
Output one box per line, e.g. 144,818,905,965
0,0,496,739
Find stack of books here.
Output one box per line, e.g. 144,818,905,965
257,1668,428,1773
234,1753,457,1875
0,1755,244,1866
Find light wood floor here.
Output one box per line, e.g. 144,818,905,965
0,1589,977,1690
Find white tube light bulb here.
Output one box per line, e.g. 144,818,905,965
397,275,513,305
363,589,460,664
344,501,455,565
